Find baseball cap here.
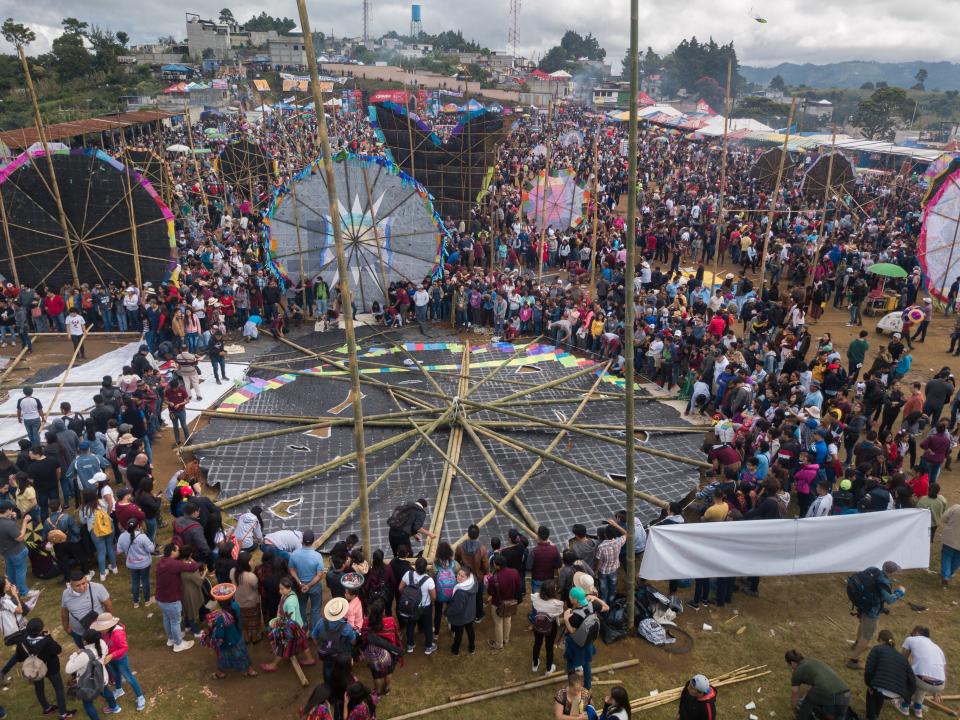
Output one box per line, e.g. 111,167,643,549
882,561,901,574
302,530,315,545
839,479,852,491
691,675,711,694
569,586,587,607
78,440,91,451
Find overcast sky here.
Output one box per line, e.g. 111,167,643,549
0,0,956,67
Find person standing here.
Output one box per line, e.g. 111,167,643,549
901,626,947,718
163,378,191,448
208,328,228,384
261,576,315,673
0,500,31,596
445,565,478,655
562,586,607,690
14,617,75,719
397,556,437,655
919,422,951,485
64,628,121,718
786,650,850,720
201,586,258,679
847,330,869,381
65,307,86,359
486,554,520,651
92,613,147,711
16,387,44,447
115,519,154,608
154,543,197,652
289,530,325,630
174,351,203,402
530,578,564,674
940,503,960,587
385,499,434,556
530,526,560,596
454,524,488,623
864,629,916,720
678,674,717,720
918,484,947,543
595,519,627,605
847,562,906,669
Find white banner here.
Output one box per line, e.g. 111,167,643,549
638,509,931,580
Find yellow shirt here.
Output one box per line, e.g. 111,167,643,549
703,503,729,522
16,486,36,515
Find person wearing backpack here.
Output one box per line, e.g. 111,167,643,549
445,565,477,655
78,489,117,582
60,571,112,649
64,627,121,718
562,586,608,690
397,556,436,655
846,561,906,670
172,502,211,566
530,578,564,674
431,542,459,638
13,617,75,718
386,499,434,556
115,518,155,608
311,597,358,685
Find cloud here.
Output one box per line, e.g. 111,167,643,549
0,0,955,67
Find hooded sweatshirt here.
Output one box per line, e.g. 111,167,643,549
16,632,63,674
444,574,478,626
52,419,79,463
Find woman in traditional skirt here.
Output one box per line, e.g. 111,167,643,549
261,576,315,672
200,583,258,679
229,552,262,644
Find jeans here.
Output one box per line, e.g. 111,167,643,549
24,417,41,446
82,685,119,719
115,310,127,332
61,475,77,510
211,356,227,382
144,517,157,542
157,600,183,645
170,409,189,445
920,459,942,486
186,332,199,353
598,572,617,605
37,488,59,523
33,670,68,715
92,532,117,575
4,546,28,594
530,579,544,596
405,609,434,649
693,578,711,605
299,586,324,631
131,567,151,603
943,544,960,581
109,655,143,697
0,325,12,344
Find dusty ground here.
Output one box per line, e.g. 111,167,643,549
2,281,960,720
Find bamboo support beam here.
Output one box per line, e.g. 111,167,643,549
385,659,641,720
198,407,441,425
425,346,469,560
483,361,606,407
758,97,797,290
409,417,538,539
463,337,542,399
588,138,600,291
454,365,612,545
0,338,33,394
0,192,19,287
313,407,455,549
48,327,90,412
459,417,539,530
181,420,338,453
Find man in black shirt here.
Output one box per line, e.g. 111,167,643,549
28,448,61,521
90,395,114,434
126,454,152,495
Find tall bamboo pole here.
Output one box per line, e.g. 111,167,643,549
0,191,19,287
807,124,837,299
757,97,797,290
711,60,733,291
537,101,553,286
623,0,640,628
118,131,143,288
588,137,601,291
17,45,79,286
297,0,371,557
182,103,211,222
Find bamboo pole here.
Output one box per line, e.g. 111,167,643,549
757,97,797,290
807,124,837,299
0,191,19,287
0,339,33,393
483,361,604,407
711,59,733,292
410,416,538,538
118,131,143,289
454,365,612,544
463,337,543,399
425,346,469,559
181,419,338,453
536,102,553,287
218,425,421,510
313,407,454,548
361,166,392,310
624,0,641,629
182,103,211,222
447,659,640,703
632,668,770,711
298,0,371,557
17,45,79,286
198,407,439,424
459,417,539,530
385,659,641,720
588,136,601,291
48,326,91,412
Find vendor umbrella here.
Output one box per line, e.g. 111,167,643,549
866,263,908,278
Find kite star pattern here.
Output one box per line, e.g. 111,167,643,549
522,168,588,230
188,331,702,554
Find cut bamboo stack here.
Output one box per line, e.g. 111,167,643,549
632,666,770,713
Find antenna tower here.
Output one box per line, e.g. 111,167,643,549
507,0,521,64
363,0,371,44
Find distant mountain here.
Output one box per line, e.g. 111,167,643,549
740,61,960,91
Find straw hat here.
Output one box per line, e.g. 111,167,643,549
118,433,136,445
573,571,595,593
323,597,350,622
90,613,120,632
211,583,237,602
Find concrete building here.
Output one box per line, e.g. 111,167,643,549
185,13,277,60
269,35,316,66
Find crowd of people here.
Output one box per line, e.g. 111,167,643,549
0,87,954,720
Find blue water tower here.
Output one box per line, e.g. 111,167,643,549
411,4,422,36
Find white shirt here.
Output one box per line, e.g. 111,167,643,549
18,395,42,421
264,530,303,553
413,289,430,307
806,493,833,518
66,313,85,336
903,636,946,682
403,570,436,607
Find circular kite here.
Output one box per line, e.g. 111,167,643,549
0,148,176,289
522,168,587,230
901,305,925,324
749,147,795,189
801,152,857,198
266,154,448,311
216,138,274,205
919,164,960,301
119,146,176,207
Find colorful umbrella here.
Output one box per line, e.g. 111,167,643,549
866,262,908,278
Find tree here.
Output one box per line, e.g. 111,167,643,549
768,74,786,92
559,30,605,61
218,8,235,25
115,31,129,47
860,81,874,90
852,87,914,140
915,68,928,90
694,75,724,109
538,45,570,73
61,17,89,37
731,96,790,121
47,32,93,81
242,12,296,34
1,18,36,48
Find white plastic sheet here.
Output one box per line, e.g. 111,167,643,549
638,508,931,580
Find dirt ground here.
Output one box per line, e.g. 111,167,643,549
3,280,960,720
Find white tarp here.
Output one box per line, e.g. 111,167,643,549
638,509,931,580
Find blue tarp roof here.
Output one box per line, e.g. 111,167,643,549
161,64,192,72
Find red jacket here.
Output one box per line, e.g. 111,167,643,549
486,567,520,606
155,557,198,603
44,294,65,316
102,623,130,661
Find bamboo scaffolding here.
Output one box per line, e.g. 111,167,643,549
459,417,539,530
182,103,211,222
588,137,601,291
758,97,797,290
0,339,33,394
118,131,142,288
711,59,733,292
0,191,19,287
313,407,455,549
48,326,91,412
385,659,641,720
536,102,553,286
198,407,439,425
484,361,605,407
806,124,838,298
463,337,543,399
454,365,611,545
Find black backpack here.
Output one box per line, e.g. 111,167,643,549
66,413,85,437
846,567,884,614
397,571,427,620
315,620,352,661
387,503,418,535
